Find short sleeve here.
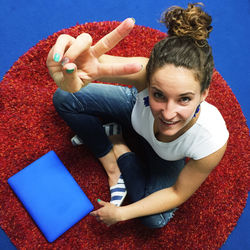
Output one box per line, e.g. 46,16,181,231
189,119,229,160
192,130,229,160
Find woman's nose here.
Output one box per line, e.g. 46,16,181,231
161,101,177,120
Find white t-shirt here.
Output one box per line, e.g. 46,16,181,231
131,88,229,161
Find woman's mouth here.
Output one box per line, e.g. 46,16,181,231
159,117,180,126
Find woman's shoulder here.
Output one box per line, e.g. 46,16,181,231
197,101,227,132
187,101,229,160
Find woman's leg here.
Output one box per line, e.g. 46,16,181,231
138,138,185,228
109,134,146,201
141,157,185,228
53,83,137,186
113,134,185,228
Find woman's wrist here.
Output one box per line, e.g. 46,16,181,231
117,204,140,222
117,206,130,222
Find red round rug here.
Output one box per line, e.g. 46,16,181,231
0,21,249,249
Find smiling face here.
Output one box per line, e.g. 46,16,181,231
149,64,209,142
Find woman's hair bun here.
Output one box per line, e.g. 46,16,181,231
161,2,212,41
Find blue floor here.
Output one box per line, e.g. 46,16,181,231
0,0,249,249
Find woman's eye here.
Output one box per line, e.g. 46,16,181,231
153,92,164,99
180,97,191,103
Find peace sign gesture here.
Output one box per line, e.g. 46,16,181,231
46,18,143,92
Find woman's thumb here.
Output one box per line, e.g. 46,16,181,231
97,198,106,206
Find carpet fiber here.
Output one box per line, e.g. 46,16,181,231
0,21,249,249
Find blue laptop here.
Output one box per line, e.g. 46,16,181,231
8,151,94,243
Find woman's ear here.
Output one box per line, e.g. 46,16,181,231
201,87,209,102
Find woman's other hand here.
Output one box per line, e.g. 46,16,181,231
90,199,123,226
46,18,142,92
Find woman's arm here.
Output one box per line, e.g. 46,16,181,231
119,142,227,221
91,142,227,225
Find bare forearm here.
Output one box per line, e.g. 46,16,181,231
98,55,148,91
119,187,185,221
117,155,219,222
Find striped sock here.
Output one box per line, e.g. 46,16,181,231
110,175,127,207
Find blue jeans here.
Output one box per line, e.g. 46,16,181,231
53,83,185,228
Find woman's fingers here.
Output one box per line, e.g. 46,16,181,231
97,199,107,206
49,33,92,65
99,62,143,77
52,34,76,63
91,18,135,58
47,18,137,91
50,18,135,64
47,33,93,87
63,33,93,62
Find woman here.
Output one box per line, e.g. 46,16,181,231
47,3,229,228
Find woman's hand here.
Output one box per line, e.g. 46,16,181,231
46,18,142,93
90,199,123,226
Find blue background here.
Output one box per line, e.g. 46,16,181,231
0,0,249,249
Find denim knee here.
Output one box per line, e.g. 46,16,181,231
140,209,176,229
53,88,83,114
53,88,69,111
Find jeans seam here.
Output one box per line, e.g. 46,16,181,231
71,93,85,111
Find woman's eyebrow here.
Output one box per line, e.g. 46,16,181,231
151,86,162,92
179,92,195,96
151,86,195,96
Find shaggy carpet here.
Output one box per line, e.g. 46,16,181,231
0,21,249,249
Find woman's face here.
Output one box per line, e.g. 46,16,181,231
149,64,208,140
